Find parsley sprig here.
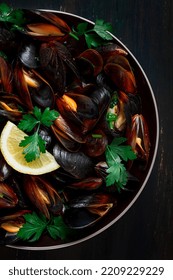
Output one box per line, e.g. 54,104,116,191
17,212,71,242
0,3,25,29
105,137,136,191
69,19,114,48
18,106,59,162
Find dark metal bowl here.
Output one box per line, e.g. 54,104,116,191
8,10,159,250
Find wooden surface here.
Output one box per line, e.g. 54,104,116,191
0,0,173,259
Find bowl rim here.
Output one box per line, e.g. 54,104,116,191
7,9,159,251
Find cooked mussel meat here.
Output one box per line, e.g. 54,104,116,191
126,114,150,163
0,94,24,121
84,129,108,157
97,43,128,62
51,121,82,152
33,10,71,34
76,48,103,79
101,48,137,94
67,177,103,191
0,152,12,182
25,69,55,108
0,55,13,93
23,175,63,219
14,63,33,110
64,193,116,229
14,66,55,109
0,182,18,208
0,210,30,245
25,10,71,40
82,86,111,133
104,62,137,94
107,91,127,132
56,93,99,126
0,7,151,244
107,90,141,133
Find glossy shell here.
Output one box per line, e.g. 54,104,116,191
8,10,159,251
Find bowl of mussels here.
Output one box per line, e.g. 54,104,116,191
0,3,159,250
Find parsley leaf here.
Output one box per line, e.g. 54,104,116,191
75,22,88,36
18,106,59,162
0,3,25,26
17,212,47,242
94,19,113,40
17,212,71,242
18,106,59,132
109,137,137,161
19,132,46,162
18,114,39,132
105,137,136,189
33,106,42,121
85,33,105,48
106,160,128,189
40,107,59,127
47,216,70,240
0,3,11,17
69,18,114,48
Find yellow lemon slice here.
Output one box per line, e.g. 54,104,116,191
0,121,59,175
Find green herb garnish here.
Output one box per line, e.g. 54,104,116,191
106,112,118,130
105,137,136,190
92,134,103,139
94,19,113,40
0,3,25,28
70,19,114,48
109,92,118,108
17,212,70,242
18,106,59,162
46,216,70,240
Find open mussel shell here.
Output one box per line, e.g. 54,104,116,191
76,49,103,79
8,11,158,250
0,182,18,208
32,10,71,34
22,9,71,41
0,157,12,182
0,210,30,245
64,193,116,229
0,56,13,93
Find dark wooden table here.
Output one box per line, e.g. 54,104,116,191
0,0,172,260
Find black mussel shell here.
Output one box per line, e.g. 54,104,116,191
19,42,40,69
53,143,94,179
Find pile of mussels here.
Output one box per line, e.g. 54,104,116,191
0,9,150,245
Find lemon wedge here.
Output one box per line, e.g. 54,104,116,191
0,121,59,175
